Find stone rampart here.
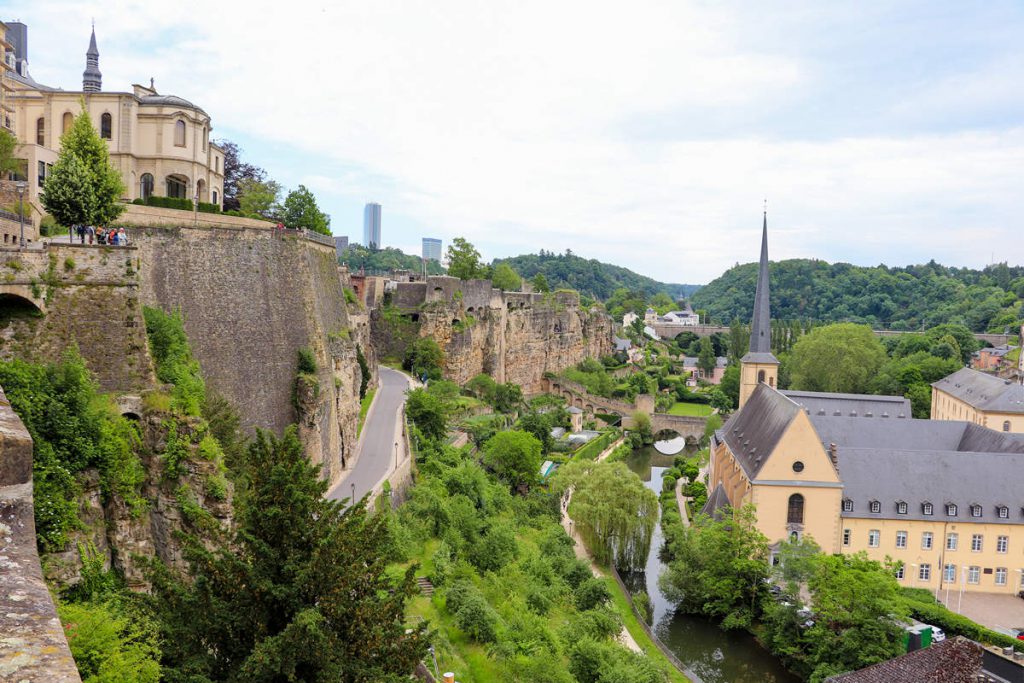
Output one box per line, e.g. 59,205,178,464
0,386,81,682
113,203,275,230
379,278,613,393
132,225,363,487
0,245,154,392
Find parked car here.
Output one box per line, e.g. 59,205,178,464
931,627,946,642
1011,627,1024,641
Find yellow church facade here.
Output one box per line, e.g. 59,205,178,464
705,212,1024,596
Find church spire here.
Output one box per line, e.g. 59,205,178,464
738,205,779,408
749,207,772,355
83,23,102,92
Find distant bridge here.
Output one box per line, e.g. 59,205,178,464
544,377,707,443
652,323,1012,347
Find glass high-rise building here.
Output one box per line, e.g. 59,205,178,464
422,237,442,262
363,203,382,248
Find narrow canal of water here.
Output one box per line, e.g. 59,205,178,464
623,445,800,683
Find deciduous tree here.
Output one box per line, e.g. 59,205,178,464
482,430,543,489
789,323,887,394
446,237,487,280
491,262,521,291
282,184,331,235
42,106,126,227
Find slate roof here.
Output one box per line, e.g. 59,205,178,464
700,483,731,519
783,390,911,420
838,446,1024,524
932,367,1024,414
808,414,971,451
719,383,800,478
138,94,206,114
825,637,982,683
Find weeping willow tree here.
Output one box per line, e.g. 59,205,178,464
555,460,657,571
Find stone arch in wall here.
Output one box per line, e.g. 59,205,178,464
0,289,45,316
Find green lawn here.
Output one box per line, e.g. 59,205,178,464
356,388,376,437
666,402,713,417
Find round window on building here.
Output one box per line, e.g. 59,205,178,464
792,461,805,473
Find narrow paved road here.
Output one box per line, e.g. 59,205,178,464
327,366,411,505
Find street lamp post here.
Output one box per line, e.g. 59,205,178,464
14,181,28,248
193,189,199,228
395,440,399,469
350,482,355,503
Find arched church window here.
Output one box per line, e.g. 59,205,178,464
100,113,112,139
62,112,74,136
36,117,45,145
140,174,154,201
757,370,765,383
175,120,186,147
787,494,804,525
212,189,219,205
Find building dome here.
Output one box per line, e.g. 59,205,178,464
138,94,205,113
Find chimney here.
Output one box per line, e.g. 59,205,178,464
828,443,838,467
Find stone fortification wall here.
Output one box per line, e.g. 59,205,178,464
0,244,154,392
381,276,613,392
0,387,81,682
131,226,363,487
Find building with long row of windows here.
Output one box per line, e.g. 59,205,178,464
704,211,1024,596
2,22,224,239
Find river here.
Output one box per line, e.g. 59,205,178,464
623,445,800,683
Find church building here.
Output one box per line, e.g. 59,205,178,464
705,212,1024,596
3,23,225,239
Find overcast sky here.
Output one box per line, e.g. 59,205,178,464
9,1,1024,283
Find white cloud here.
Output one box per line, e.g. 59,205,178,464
10,0,1024,282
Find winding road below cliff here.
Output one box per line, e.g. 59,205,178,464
326,366,411,506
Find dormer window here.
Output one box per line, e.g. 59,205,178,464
970,504,982,518
946,503,958,517
922,502,933,516
896,501,908,515
996,506,1009,519
870,500,881,514
842,499,853,513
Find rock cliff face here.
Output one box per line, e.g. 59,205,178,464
377,276,613,391
44,413,233,590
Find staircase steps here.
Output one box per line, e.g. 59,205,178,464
416,576,435,597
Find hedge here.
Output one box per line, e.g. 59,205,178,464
197,202,221,214
133,196,194,211
572,429,619,461
901,592,1024,653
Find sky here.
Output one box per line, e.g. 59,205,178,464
8,1,1024,283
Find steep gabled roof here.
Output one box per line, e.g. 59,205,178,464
720,383,800,478
932,367,1024,414
825,637,982,683
700,483,731,519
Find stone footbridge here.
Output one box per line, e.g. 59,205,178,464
544,378,707,443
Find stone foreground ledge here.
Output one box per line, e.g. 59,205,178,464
0,388,81,682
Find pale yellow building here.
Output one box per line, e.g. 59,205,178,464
0,22,14,132
931,366,1024,433
705,213,1024,595
2,23,224,238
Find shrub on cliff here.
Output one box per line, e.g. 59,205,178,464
0,350,146,552
142,306,205,416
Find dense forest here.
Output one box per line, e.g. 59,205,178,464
691,259,1024,332
495,250,699,301
340,244,447,275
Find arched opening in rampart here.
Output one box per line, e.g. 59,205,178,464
121,411,141,421
0,292,43,322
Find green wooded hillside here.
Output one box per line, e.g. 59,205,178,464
495,250,700,301
691,259,1024,332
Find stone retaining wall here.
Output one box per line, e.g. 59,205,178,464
0,386,81,682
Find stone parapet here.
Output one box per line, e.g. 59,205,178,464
0,386,81,682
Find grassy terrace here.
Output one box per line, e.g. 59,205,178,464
666,402,714,417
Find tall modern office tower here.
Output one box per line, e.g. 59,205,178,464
422,238,442,262
363,203,382,248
